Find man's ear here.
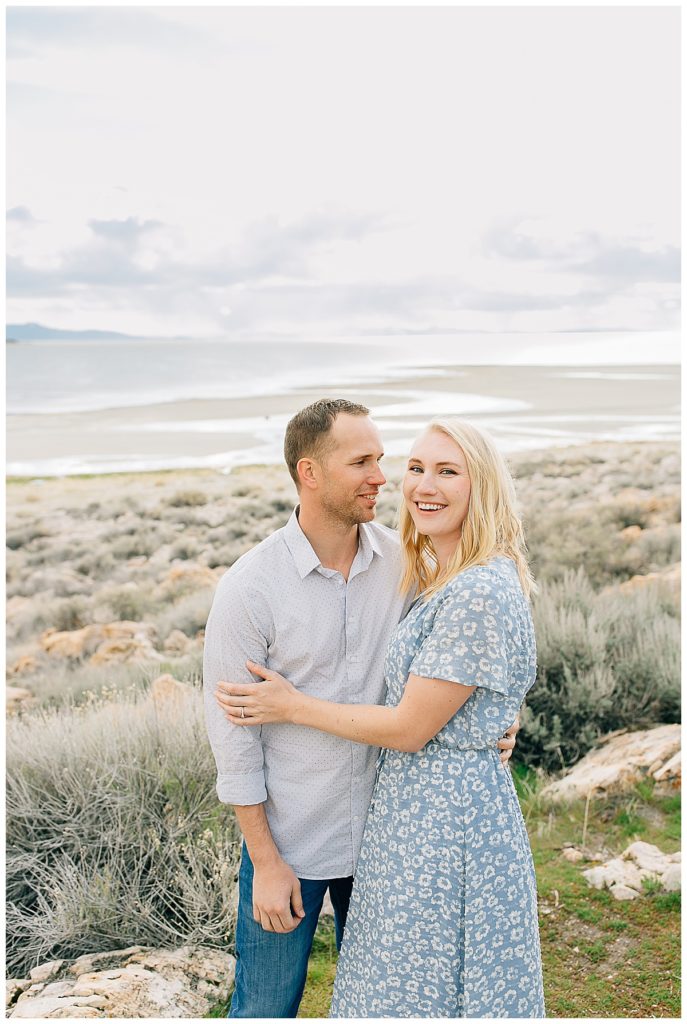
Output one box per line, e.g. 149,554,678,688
297,457,319,491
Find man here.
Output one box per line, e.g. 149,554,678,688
203,398,519,1018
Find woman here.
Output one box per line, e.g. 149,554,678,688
218,418,545,1018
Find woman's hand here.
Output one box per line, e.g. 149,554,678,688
215,661,301,726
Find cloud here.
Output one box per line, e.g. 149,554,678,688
7,206,677,337
574,243,680,282
88,217,164,249
485,220,681,285
6,7,222,59
6,206,36,224
7,207,389,297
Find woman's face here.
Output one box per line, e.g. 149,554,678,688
403,429,471,547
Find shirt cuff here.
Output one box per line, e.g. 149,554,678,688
216,770,267,806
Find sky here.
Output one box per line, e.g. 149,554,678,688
5,4,681,341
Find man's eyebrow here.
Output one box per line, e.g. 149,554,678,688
350,450,384,460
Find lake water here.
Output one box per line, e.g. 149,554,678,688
5,332,681,475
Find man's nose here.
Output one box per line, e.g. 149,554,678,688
369,464,386,487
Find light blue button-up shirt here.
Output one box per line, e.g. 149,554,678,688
203,508,412,878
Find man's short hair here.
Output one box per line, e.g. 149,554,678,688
284,398,370,488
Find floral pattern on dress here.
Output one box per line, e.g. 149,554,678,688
330,557,545,1018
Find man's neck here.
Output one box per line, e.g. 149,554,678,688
297,505,361,580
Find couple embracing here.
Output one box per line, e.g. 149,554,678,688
204,398,545,1018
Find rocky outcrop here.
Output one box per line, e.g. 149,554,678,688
7,655,40,677
5,596,32,622
149,674,197,713
162,629,194,656
582,841,681,901
40,625,104,659
617,562,680,596
155,564,221,600
541,724,681,802
6,686,34,714
40,622,161,665
88,637,161,667
7,945,235,1018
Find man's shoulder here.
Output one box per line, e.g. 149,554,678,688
214,524,291,596
366,520,401,551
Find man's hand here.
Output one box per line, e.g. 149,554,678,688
252,856,306,933
497,714,520,766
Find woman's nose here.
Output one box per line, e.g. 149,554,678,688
417,475,438,493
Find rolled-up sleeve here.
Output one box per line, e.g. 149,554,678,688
203,573,270,805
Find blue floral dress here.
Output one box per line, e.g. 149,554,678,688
330,557,545,1018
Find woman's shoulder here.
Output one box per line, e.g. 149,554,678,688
433,558,524,616
445,556,515,593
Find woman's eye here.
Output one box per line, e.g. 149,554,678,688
408,466,422,473
440,469,457,475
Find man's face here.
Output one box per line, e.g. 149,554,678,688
315,414,386,526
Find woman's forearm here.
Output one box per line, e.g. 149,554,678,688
291,694,413,751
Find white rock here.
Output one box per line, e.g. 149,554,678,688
29,960,65,984
68,946,145,977
661,864,682,892
582,841,681,899
9,945,234,1019
10,994,102,1018
609,883,641,901
541,724,681,802
5,980,30,1010
654,749,681,782
624,841,670,874
582,857,646,892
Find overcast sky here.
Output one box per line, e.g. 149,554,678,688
6,4,681,340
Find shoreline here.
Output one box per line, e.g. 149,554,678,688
7,363,680,479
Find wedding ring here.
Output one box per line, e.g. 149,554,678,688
240,706,245,718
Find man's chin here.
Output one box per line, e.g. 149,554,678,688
330,505,376,527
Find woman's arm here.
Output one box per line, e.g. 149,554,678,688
216,661,476,754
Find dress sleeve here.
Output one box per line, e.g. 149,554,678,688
409,572,510,696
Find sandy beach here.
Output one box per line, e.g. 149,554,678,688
7,363,679,477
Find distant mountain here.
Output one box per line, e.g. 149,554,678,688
6,322,145,342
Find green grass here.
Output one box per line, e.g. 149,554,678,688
260,773,682,1019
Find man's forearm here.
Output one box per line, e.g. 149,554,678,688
232,802,306,933
233,803,283,866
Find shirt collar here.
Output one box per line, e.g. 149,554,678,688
283,507,384,580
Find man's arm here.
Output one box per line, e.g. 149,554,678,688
497,714,520,765
203,576,304,933
233,804,305,933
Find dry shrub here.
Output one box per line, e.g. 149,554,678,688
168,489,208,507
153,589,215,639
6,693,240,977
519,569,680,772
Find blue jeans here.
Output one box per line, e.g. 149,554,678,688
228,844,354,1018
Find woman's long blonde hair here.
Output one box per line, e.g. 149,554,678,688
399,418,536,600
